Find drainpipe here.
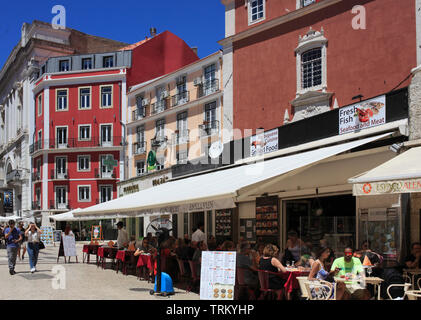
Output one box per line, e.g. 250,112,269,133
118,82,127,181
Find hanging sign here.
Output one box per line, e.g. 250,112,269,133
353,178,421,196
147,150,157,171
339,95,386,135
250,129,279,157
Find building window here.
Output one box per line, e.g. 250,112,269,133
135,95,146,120
100,185,113,203
37,94,42,116
56,127,68,148
101,86,113,108
55,157,67,179
78,155,90,171
79,88,91,109
301,48,322,89
299,0,317,8
136,161,145,176
82,58,92,70
55,186,67,209
100,155,113,178
248,0,265,25
35,188,41,206
177,150,188,164
59,60,70,72
78,186,91,202
56,90,68,111
156,157,165,171
103,56,114,68
41,65,46,75
155,119,165,140
79,125,91,140
100,125,112,146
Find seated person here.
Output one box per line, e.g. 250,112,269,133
331,247,371,300
134,238,153,256
405,242,421,269
308,247,349,300
236,242,259,289
207,235,218,251
355,240,383,266
259,244,287,292
219,240,236,251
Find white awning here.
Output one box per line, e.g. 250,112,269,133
0,215,22,222
50,209,116,222
74,133,391,219
349,146,421,196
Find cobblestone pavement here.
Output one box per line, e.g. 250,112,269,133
0,243,199,300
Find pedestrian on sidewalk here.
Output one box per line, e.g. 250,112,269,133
25,223,42,273
3,220,22,275
17,222,27,260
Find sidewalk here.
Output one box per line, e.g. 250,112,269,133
0,243,199,300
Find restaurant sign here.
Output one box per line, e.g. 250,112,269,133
135,198,236,216
250,129,279,157
353,178,421,196
339,95,386,135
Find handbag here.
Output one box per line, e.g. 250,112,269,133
39,241,45,250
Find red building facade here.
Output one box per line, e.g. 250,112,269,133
220,0,417,134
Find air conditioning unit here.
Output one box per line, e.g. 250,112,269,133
142,98,149,106
160,91,169,99
194,77,203,86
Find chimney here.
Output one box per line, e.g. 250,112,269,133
191,47,198,56
150,27,157,37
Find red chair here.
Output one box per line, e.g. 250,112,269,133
236,267,257,300
188,260,200,291
257,269,285,300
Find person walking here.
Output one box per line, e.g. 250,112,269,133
25,223,42,273
17,222,27,260
4,220,22,275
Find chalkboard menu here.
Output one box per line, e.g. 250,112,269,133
215,209,233,241
256,196,279,245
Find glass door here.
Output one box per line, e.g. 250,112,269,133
56,187,67,209
56,157,67,179
57,128,67,148
100,186,112,203
101,125,112,146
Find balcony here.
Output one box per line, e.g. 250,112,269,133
151,135,168,149
30,137,124,154
51,169,69,180
32,172,41,182
50,200,71,210
197,79,219,98
171,91,190,107
132,108,146,121
172,130,190,145
94,168,117,179
32,201,41,211
199,120,220,138
151,99,168,115
133,141,147,155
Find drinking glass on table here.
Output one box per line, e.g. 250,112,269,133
367,267,373,277
286,261,291,268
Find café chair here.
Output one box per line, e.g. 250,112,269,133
188,260,200,291
305,280,336,300
235,267,256,300
296,276,310,300
417,277,421,290
386,282,412,300
405,290,421,300
257,270,285,300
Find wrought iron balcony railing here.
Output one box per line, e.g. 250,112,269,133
151,99,168,115
29,137,125,154
132,108,146,121
199,120,220,137
133,141,147,155
172,129,190,145
197,79,219,98
171,91,190,107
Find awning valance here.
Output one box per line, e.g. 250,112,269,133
74,133,391,219
349,146,421,196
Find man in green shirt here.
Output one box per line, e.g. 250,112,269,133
331,247,364,276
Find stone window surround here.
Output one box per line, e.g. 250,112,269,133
246,0,266,26
295,27,328,96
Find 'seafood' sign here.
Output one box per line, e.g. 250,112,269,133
354,179,421,196
339,95,386,135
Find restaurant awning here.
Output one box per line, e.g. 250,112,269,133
349,146,421,196
50,209,116,222
74,133,391,219
0,215,22,222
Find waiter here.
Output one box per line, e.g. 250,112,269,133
116,221,129,249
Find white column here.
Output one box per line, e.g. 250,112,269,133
416,0,421,65
120,79,127,181
222,43,234,143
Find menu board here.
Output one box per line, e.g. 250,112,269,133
256,196,279,244
63,234,77,257
200,251,236,300
240,219,256,243
53,230,62,243
40,226,54,245
91,225,102,241
215,209,232,238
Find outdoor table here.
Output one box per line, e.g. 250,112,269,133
275,268,310,300
334,277,368,296
403,269,421,289
365,277,384,300
137,253,153,270
98,246,118,269
83,244,99,264
116,250,137,275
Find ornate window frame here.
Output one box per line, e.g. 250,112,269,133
295,27,328,96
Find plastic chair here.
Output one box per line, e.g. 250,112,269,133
387,282,412,300
235,267,257,300
257,270,285,300
296,276,310,300
305,280,335,300
405,290,421,300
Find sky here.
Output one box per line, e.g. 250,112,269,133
0,0,226,68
